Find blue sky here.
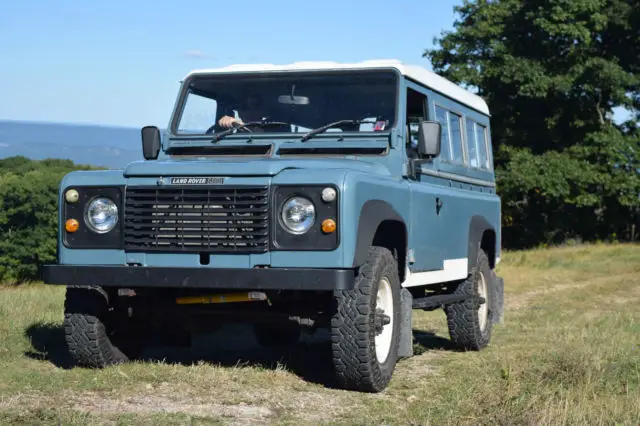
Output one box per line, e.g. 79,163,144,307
0,0,462,129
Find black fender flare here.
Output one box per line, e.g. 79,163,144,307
467,215,496,273
353,200,407,268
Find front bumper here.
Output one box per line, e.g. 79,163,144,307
42,265,356,291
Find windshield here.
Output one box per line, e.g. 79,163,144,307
172,70,398,136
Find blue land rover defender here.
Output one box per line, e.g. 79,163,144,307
44,60,504,393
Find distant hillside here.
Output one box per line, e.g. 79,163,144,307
0,120,144,169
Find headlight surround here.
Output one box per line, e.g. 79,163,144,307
271,185,339,251
280,196,316,235
62,185,124,249
85,197,119,234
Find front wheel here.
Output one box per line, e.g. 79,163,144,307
330,246,401,392
64,286,145,368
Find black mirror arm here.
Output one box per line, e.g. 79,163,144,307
408,157,435,180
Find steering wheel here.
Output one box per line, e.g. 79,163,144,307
204,123,221,135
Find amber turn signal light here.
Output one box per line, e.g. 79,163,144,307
65,219,79,233
321,218,337,234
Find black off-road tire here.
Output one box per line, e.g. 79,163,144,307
64,286,143,368
330,246,401,393
444,249,493,350
253,322,301,347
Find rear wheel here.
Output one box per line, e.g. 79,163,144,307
64,286,145,367
330,246,401,392
444,249,493,350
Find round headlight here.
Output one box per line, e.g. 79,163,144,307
280,196,316,235
85,197,119,234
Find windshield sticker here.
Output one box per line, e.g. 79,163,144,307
374,121,387,131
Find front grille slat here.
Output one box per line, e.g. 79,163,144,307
125,207,268,215
124,221,269,229
124,185,270,253
125,191,268,199
126,198,268,205
125,228,268,236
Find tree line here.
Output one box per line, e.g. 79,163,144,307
1,0,639,284
424,0,639,248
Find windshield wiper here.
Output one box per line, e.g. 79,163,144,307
211,120,290,142
300,119,377,142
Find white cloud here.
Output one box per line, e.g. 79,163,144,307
0,143,9,148
184,50,210,59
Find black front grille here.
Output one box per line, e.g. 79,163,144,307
124,186,269,253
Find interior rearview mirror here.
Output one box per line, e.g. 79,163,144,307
418,121,441,157
277,95,310,105
141,126,161,160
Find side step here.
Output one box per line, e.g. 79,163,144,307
412,294,485,310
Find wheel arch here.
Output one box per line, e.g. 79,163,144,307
353,200,407,282
468,215,497,273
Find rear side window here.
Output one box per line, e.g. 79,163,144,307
448,112,464,164
435,105,464,165
435,106,451,161
465,118,479,168
475,123,490,169
465,118,491,170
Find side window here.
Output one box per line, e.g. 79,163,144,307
465,118,491,170
465,118,479,168
178,92,218,133
405,88,428,159
475,123,490,169
435,106,451,161
435,105,464,164
448,111,464,164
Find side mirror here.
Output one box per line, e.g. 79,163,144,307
417,121,441,157
141,126,161,160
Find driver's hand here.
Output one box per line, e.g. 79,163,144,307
218,116,243,129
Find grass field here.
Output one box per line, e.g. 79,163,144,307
1,243,639,425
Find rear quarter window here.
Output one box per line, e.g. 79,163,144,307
465,117,491,170
435,105,465,165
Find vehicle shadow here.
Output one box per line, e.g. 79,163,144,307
24,322,75,369
412,328,460,352
24,322,455,386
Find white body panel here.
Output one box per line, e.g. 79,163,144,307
402,258,469,287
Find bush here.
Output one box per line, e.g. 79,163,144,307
0,156,94,284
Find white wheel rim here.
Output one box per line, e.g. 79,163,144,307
375,277,394,364
477,271,488,332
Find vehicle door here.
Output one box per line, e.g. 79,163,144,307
404,84,445,272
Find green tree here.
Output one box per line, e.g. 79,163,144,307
0,156,93,284
425,0,640,248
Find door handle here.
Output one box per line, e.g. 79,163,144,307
436,197,443,215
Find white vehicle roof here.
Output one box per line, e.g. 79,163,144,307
185,59,490,116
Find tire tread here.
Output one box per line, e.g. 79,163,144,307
64,287,129,368
331,246,400,392
445,249,493,350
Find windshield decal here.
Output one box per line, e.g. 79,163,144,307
374,120,388,131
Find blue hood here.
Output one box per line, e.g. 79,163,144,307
124,157,391,177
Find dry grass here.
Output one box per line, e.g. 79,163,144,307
1,242,639,425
